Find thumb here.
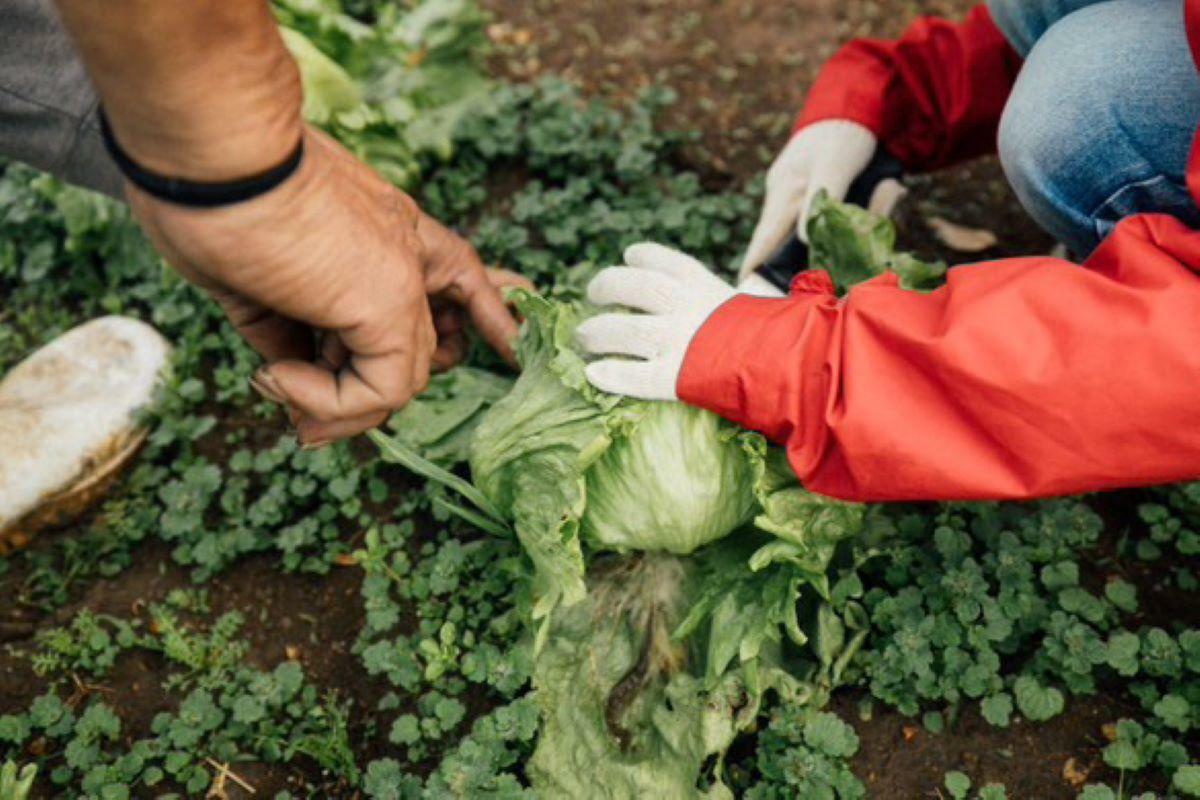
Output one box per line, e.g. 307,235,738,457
739,182,806,282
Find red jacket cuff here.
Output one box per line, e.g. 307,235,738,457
793,56,889,137
793,6,1021,170
676,272,840,477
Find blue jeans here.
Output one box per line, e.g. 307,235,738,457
986,0,1200,256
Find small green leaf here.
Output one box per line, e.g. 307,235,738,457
802,712,859,759
1103,580,1137,613
1105,631,1140,676
944,770,970,799
0,716,31,745
1174,765,1200,797
1013,676,1064,722
981,694,1013,728
1102,740,1144,772
1153,694,1191,732
389,714,421,747
231,696,265,725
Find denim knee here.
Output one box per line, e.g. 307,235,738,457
997,74,1094,255
997,0,1200,256
986,0,1107,56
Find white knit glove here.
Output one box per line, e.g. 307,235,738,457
738,119,878,282
577,243,779,401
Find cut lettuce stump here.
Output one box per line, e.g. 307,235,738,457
0,316,170,552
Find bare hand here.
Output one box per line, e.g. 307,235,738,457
127,127,521,445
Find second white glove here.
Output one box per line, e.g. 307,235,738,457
739,119,878,282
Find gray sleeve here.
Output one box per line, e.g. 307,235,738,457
0,0,122,198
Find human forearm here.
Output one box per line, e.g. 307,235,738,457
51,0,302,180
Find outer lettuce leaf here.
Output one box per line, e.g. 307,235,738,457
384,367,512,466
470,293,612,623
745,439,866,578
528,552,827,799
675,534,869,719
525,551,867,800
658,440,869,715
675,536,808,690
0,761,36,800
528,556,741,800
806,191,946,293
279,26,364,124
393,0,491,61
274,0,492,187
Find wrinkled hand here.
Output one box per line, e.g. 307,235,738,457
576,244,745,401
416,215,532,373
127,126,521,445
739,119,877,282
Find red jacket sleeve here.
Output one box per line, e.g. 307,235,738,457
797,5,1023,171
677,215,1200,502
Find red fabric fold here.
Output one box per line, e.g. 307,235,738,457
795,5,1023,171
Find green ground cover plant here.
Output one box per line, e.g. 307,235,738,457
0,0,1195,797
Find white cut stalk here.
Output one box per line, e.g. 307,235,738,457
0,316,170,547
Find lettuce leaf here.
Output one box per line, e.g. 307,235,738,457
528,550,847,799
806,191,946,293
274,0,492,187
280,27,364,124
468,291,759,628
385,368,512,466
528,555,740,799
468,294,610,623
748,443,866,577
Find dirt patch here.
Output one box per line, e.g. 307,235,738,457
482,0,972,180
842,690,1140,800
0,536,382,798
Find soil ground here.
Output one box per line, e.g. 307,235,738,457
481,0,1057,264
0,1,1187,799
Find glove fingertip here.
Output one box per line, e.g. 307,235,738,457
583,275,605,306
573,316,604,351
584,268,623,305
623,242,661,267
584,360,625,396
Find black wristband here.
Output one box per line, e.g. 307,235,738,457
98,108,304,208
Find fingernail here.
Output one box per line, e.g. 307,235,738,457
301,439,331,452
249,370,286,404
